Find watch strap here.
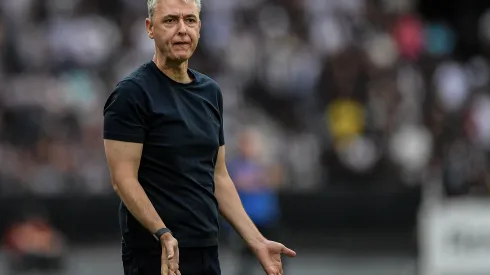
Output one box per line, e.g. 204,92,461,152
153,228,172,242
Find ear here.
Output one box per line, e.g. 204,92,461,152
146,18,154,39
198,20,201,39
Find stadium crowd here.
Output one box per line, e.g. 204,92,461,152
1,0,490,197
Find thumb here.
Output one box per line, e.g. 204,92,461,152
281,246,297,257
165,243,175,259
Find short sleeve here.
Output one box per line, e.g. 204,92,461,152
218,88,225,146
103,80,148,143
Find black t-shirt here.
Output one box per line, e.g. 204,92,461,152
103,61,225,249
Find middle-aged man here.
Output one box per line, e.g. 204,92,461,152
102,0,296,275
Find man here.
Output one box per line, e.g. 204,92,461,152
103,0,296,275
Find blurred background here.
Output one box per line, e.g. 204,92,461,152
1,0,490,274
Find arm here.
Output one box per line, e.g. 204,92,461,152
104,140,167,235
102,80,170,240
214,145,266,247
103,80,180,275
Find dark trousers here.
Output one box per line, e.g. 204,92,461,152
122,241,221,275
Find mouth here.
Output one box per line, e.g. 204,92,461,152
173,42,190,46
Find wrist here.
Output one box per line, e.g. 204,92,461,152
153,227,172,243
159,232,173,243
245,235,267,248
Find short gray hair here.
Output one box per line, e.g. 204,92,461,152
147,0,202,19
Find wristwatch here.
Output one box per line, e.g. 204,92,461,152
153,228,172,242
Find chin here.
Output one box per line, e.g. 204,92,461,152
176,55,191,62
172,51,193,62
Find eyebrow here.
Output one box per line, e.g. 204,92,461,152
163,14,198,18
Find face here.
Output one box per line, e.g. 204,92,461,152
146,0,201,64
238,130,262,160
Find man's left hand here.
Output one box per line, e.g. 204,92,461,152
252,239,296,275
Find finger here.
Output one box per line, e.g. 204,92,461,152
281,246,296,257
166,244,175,259
266,267,279,275
174,246,180,263
169,262,179,272
161,248,169,264
161,263,169,275
168,246,179,272
279,265,284,275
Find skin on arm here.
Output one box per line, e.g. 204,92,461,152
214,145,266,247
105,139,179,275
215,145,296,275
104,139,167,235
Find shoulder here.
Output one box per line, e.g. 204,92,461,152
107,79,147,106
190,69,222,94
104,64,155,114
120,62,157,91
111,62,160,99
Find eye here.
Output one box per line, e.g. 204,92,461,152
186,18,197,23
164,18,176,23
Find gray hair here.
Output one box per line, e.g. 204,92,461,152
147,0,202,19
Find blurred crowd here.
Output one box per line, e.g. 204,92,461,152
1,0,490,197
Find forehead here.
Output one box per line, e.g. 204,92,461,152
154,0,199,16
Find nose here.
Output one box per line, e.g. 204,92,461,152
177,19,187,35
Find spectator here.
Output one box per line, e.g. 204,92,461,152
0,0,489,197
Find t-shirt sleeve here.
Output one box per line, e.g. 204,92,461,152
218,88,225,146
103,80,148,143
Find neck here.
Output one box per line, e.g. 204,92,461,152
153,54,191,84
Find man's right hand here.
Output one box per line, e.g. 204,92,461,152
161,233,180,275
